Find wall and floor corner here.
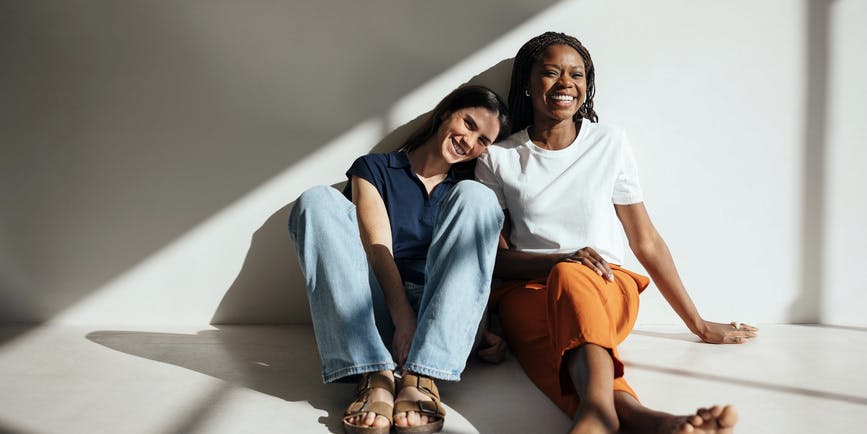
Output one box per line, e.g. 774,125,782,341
1,2,866,434
1,0,865,329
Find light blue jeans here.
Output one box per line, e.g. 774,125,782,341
288,181,503,383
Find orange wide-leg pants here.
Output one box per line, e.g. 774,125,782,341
492,262,650,416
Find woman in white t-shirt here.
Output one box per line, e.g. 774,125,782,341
475,32,758,434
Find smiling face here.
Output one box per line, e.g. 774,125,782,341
527,44,587,127
434,106,501,164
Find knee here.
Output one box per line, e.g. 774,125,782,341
445,181,503,219
289,185,345,230
549,263,600,298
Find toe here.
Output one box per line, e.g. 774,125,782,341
373,415,390,428
363,412,376,427
718,405,739,427
394,412,407,427
407,410,420,426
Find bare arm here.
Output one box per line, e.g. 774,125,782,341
615,202,757,344
351,176,416,365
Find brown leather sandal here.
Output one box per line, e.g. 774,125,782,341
343,372,395,434
393,373,446,434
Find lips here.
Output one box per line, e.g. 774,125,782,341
550,94,575,102
451,137,468,156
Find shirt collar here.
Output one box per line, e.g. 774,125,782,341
388,150,458,183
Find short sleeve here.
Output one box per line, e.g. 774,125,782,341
612,131,644,205
474,151,507,209
344,155,386,199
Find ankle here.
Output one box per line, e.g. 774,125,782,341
572,403,619,434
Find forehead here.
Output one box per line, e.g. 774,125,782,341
454,106,500,132
536,44,584,68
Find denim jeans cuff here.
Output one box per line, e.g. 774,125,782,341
322,362,397,383
401,363,461,382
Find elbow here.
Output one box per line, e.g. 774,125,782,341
630,239,658,264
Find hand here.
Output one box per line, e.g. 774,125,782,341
477,329,507,364
560,247,614,281
392,310,417,367
696,320,758,344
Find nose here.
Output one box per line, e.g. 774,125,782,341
557,73,573,87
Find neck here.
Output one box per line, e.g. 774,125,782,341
528,118,580,150
407,139,451,179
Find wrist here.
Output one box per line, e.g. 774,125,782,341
688,317,707,336
391,305,416,328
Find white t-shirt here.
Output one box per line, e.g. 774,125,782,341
475,122,643,265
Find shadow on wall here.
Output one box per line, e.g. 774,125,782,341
0,1,556,325
211,60,515,324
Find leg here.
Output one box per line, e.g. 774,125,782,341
565,345,619,434
289,186,396,430
396,181,504,429
288,185,396,382
404,181,503,378
496,265,645,419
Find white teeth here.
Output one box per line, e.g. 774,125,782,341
453,142,466,155
551,95,574,101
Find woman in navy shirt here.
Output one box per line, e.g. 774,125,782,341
289,85,509,434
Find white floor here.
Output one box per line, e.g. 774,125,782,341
0,324,864,434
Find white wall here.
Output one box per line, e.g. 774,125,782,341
822,0,867,326
1,0,864,326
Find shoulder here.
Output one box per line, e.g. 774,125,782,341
352,152,391,168
485,129,528,159
581,121,627,142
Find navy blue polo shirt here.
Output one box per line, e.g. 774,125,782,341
342,151,458,285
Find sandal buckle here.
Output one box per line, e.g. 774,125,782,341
416,401,438,416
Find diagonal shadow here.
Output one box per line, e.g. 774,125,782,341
629,329,700,343
210,59,515,325
0,0,557,327
627,361,867,407
87,326,350,434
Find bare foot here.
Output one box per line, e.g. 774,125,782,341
664,405,738,434
345,371,394,430
393,382,434,428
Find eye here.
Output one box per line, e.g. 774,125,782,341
464,116,478,131
544,70,558,77
571,72,584,78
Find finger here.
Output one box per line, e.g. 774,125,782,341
738,323,759,331
726,335,745,344
576,257,602,276
584,249,613,280
583,257,608,278
731,330,758,338
599,258,613,281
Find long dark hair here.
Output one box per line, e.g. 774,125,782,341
508,32,598,132
399,85,510,179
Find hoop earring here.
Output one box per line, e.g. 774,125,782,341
524,89,530,97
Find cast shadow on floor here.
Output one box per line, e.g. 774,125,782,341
86,326,570,434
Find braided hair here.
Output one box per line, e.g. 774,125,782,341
508,32,598,132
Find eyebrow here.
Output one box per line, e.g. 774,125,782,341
465,114,493,145
540,63,585,70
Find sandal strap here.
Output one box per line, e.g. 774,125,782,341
345,400,394,424
353,372,396,397
393,399,445,419
344,372,396,424
398,373,440,401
